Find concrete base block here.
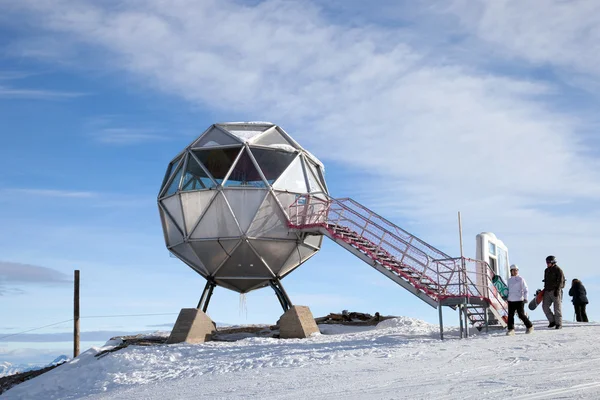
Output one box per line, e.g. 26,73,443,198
167,308,216,344
279,305,319,339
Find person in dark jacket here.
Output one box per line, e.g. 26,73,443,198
542,255,566,329
569,279,589,322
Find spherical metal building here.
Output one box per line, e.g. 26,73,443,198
158,122,328,310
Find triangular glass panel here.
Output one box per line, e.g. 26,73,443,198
189,239,240,275
247,192,294,239
217,278,268,293
279,244,318,277
163,163,184,197
214,240,272,278
250,147,297,185
223,189,267,233
192,126,242,148
180,191,216,236
302,156,325,194
171,242,209,276
160,157,182,192
223,148,267,188
252,126,295,148
182,154,216,191
193,147,242,185
161,194,184,233
159,206,183,247
314,164,327,192
191,192,242,239
218,123,273,143
304,159,328,194
248,239,297,275
272,155,307,192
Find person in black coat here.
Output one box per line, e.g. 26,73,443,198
568,279,589,322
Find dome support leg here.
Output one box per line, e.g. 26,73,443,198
269,279,293,312
197,280,216,312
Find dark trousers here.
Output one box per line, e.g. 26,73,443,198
508,301,533,330
574,303,589,322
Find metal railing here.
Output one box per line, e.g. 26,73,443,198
288,194,508,323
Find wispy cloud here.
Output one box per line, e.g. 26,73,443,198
92,128,169,145
0,188,97,199
0,85,87,99
4,0,600,280
0,261,71,296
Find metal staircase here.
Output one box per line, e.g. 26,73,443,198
288,194,508,329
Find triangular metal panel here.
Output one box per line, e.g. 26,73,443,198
219,123,273,143
274,126,302,150
252,126,295,147
223,189,268,233
192,126,242,148
272,155,308,193
223,148,268,188
171,242,209,276
214,279,244,293
161,194,184,233
180,191,216,236
278,244,318,277
217,278,269,293
274,191,304,220
159,206,183,247
214,240,272,278
189,239,240,275
191,192,241,239
247,192,294,239
248,239,297,276
302,234,323,250
181,153,216,191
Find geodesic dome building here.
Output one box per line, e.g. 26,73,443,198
158,122,328,308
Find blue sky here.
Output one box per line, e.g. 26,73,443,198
1,0,600,366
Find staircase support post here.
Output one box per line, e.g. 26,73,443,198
458,304,465,339
438,300,444,340
463,302,470,338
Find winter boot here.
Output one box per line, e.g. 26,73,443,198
555,325,562,330
506,329,515,336
548,322,556,328
526,326,534,334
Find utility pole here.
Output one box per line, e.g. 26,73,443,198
74,269,80,358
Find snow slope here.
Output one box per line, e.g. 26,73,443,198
2,317,599,399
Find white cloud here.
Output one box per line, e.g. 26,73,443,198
0,189,97,199
91,128,169,145
0,85,87,99
3,0,600,283
448,0,600,80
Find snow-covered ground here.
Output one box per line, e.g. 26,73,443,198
2,317,599,399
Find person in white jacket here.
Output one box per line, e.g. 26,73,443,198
506,264,534,335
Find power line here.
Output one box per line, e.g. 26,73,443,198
0,313,179,341
0,319,73,341
81,312,179,319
